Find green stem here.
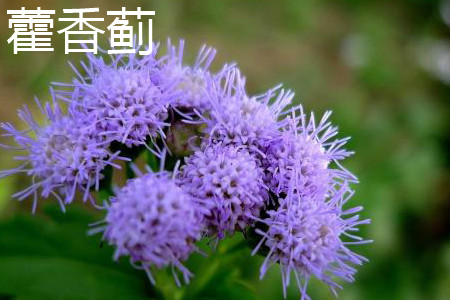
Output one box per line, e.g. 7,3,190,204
125,161,135,179
147,150,160,172
96,164,114,201
154,269,185,300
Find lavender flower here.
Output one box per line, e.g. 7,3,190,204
202,67,294,153
55,48,176,148
252,185,371,299
263,108,357,198
156,39,217,112
0,101,121,212
180,144,268,239
99,170,203,285
0,37,370,298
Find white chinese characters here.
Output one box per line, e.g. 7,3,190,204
58,8,104,54
107,7,155,55
7,7,55,54
6,7,155,55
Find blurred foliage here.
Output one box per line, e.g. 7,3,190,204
0,206,154,300
0,0,449,299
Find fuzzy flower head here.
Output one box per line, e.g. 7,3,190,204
56,49,176,148
253,185,371,299
0,102,119,212
101,170,202,285
263,108,357,199
203,67,294,153
180,144,268,239
155,39,216,111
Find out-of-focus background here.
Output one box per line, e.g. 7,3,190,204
0,0,449,299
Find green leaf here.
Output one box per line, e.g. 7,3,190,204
183,236,259,300
0,205,158,300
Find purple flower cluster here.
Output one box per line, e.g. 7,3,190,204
98,170,203,285
156,40,216,111
55,49,174,147
0,39,370,298
253,185,370,299
201,67,294,153
0,101,122,212
262,109,357,198
180,145,267,239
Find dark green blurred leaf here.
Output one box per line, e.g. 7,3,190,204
0,205,157,300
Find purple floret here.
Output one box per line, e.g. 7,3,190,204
180,144,268,239
99,170,203,286
252,184,371,299
263,107,358,199
55,46,178,148
155,39,217,112
0,101,122,212
201,67,294,154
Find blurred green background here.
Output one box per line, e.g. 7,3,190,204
0,0,449,299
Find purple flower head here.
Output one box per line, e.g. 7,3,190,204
55,47,177,148
100,169,203,285
0,100,121,212
155,39,216,112
252,185,371,299
180,144,268,239
263,108,357,198
202,67,294,153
